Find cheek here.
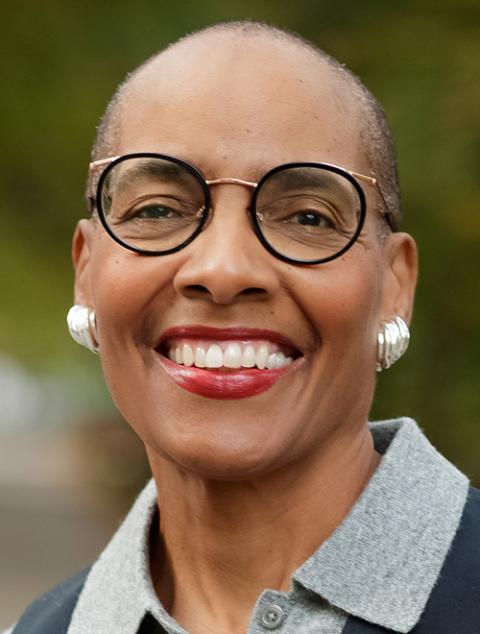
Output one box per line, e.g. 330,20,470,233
291,250,383,360
278,249,384,444
89,238,176,340
86,242,178,439
87,239,182,406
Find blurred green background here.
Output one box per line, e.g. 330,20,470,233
0,0,479,486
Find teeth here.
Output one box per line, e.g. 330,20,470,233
166,341,295,370
241,345,256,368
175,347,183,365
275,352,286,368
266,353,277,369
223,343,242,368
266,352,287,369
194,346,206,368
205,344,223,368
183,344,194,367
256,345,269,369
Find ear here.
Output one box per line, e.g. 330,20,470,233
72,219,96,307
380,232,418,324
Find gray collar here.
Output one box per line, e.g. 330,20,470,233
68,418,469,634
69,476,178,634
294,418,469,632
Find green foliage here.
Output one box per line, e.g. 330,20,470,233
1,1,479,480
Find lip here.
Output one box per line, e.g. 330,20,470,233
155,325,303,399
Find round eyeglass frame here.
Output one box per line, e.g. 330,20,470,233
90,152,394,265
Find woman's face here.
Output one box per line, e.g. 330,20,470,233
74,38,416,479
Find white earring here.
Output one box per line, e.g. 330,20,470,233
376,316,410,371
67,305,99,354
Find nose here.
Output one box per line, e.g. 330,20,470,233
173,188,280,305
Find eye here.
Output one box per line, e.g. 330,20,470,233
133,204,180,220
278,209,336,230
290,211,334,228
257,193,341,232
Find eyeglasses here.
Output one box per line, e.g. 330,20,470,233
88,153,396,265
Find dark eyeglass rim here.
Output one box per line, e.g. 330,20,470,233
92,152,384,265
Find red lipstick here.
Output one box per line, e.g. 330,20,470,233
157,356,293,399
155,325,302,399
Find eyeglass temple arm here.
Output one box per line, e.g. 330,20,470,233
350,171,398,231
87,157,122,212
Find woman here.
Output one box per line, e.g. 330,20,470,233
7,21,480,634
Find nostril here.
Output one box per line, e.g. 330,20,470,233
240,287,267,296
181,283,267,303
184,285,265,296
185,284,210,294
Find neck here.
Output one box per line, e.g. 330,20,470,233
147,424,380,634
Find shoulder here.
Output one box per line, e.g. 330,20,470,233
8,566,91,634
453,485,480,558
453,485,480,553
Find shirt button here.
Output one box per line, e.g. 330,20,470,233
260,604,285,629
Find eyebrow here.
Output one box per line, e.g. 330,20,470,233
114,159,190,182
262,168,356,201
105,160,199,200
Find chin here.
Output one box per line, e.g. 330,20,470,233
145,431,293,481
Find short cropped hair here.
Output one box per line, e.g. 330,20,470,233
91,20,401,227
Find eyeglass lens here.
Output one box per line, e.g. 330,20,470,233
98,156,363,262
100,157,206,252
254,166,362,262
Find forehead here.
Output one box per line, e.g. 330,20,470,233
117,34,364,177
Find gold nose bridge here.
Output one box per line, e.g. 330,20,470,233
206,177,258,189
200,178,258,229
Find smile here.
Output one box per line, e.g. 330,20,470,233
155,326,303,399
166,339,294,370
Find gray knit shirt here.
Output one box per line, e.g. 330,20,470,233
4,418,470,633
